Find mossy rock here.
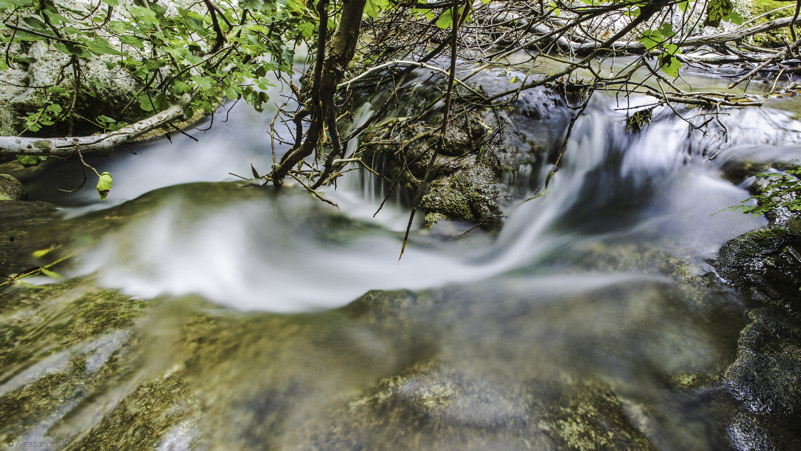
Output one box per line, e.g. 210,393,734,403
746,0,796,47
0,174,27,201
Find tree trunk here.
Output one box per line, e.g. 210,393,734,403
270,0,367,186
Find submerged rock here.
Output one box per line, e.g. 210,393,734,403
0,198,60,276
308,360,654,451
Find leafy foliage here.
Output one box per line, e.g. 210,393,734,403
732,168,801,217
0,0,316,134
704,0,733,27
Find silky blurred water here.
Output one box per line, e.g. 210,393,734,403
8,67,801,449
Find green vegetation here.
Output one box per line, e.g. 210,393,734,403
730,167,801,217
0,0,313,135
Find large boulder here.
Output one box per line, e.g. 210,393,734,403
356,69,571,231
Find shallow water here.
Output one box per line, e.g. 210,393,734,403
4,68,801,448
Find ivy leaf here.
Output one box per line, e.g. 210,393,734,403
659,54,681,78
96,172,113,200
704,0,733,27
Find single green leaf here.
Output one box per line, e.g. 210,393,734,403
638,30,662,51
658,22,675,39
299,22,314,39
21,16,47,31
96,171,112,200
726,10,743,25
32,246,54,258
437,9,453,29
659,54,681,78
84,37,124,56
138,94,155,112
40,268,63,280
364,0,388,18
16,155,46,167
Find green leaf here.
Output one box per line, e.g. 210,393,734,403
638,29,662,51
138,94,155,112
96,172,112,200
21,16,47,31
659,54,681,78
84,37,124,56
678,0,689,12
32,247,54,259
16,155,47,167
658,22,675,39
704,0,733,27
437,9,453,29
725,10,743,25
364,0,388,18
40,268,63,280
299,22,314,39
119,35,145,50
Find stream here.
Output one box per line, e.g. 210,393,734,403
3,65,801,449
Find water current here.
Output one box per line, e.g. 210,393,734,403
7,66,801,448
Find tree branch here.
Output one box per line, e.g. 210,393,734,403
0,94,194,156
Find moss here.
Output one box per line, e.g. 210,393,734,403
71,372,200,450
746,0,796,47
0,278,153,382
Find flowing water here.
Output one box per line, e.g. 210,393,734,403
4,68,801,449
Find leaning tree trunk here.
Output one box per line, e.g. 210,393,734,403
269,0,367,186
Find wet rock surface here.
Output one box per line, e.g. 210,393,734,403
715,215,801,448
0,224,744,450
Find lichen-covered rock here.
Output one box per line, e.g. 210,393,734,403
715,190,801,448
0,174,27,201
0,41,144,137
421,162,505,228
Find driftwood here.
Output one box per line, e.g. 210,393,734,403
0,94,193,156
